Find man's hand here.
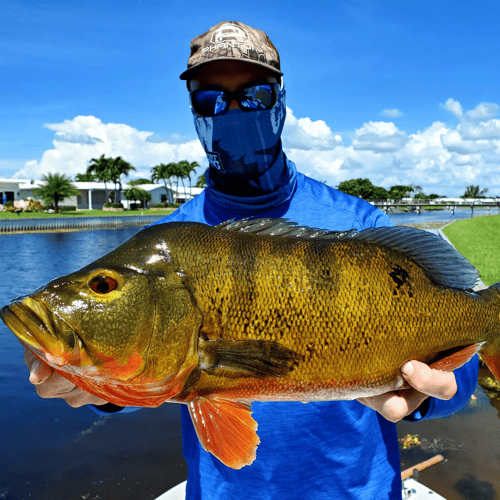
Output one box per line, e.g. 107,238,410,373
24,349,108,408
357,360,457,423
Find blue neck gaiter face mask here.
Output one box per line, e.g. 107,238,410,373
192,87,287,196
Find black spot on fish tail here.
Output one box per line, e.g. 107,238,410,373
389,265,414,297
390,265,409,289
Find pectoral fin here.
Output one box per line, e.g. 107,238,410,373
187,398,259,469
199,339,300,378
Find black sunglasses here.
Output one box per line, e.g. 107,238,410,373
190,82,280,117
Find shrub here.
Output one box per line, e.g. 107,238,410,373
59,206,77,212
104,203,124,209
24,200,44,212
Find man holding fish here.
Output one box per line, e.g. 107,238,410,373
22,21,481,500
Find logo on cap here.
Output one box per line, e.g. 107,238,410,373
211,23,249,44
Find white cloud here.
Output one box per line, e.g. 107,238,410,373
282,107,343,150
441,129,497,155
381,109,403,118
458,119,500,140
11,99,500,197
14,115,207,180
0,159,32,178
282,100,500,196
442,98,463,119
464,102,498,122
352,122,409,152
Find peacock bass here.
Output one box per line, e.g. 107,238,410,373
2,218,499,469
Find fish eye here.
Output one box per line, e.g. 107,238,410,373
89,275,118,294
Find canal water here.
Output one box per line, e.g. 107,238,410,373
389,206,500,228
0,211,499,499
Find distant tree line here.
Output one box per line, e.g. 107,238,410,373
336,178,489,200
32,169,491,214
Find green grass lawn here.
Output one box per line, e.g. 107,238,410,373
0,209,176,219
443,214,500,286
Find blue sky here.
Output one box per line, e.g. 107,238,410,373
2,0,500,197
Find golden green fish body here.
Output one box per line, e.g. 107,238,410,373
161,222,500,402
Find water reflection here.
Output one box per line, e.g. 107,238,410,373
453,474,497,500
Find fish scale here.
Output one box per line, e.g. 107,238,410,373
161,224,496,398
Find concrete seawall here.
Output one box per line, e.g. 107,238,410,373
0,215,165,234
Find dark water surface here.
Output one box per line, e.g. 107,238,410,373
1,216,499,499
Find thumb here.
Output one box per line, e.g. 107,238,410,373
401,361,457,400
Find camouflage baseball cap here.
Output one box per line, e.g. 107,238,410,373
180,21,283,80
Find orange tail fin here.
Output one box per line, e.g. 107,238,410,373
482,354,500,382
187,398,259,469
477,283,500,383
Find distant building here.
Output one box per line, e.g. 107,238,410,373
0,178,204,210
121,184,204,208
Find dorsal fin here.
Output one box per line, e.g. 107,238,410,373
351,226,478,291
216,217,356,239
216,218,479,291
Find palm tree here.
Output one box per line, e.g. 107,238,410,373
87,155,135,204
32,173,80,213
75,172,95,182
124,186,152,209
108,156,135,203
179,160,200,201
151,163,175,204
196,172,207,188
87,155,112,203
172,162,187,201
462,185,488,198
128,178,151,186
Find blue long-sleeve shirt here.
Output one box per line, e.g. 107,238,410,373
151,162,478,499
93,158,478,499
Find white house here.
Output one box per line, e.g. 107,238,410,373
123,184,204,207
0,178,204,210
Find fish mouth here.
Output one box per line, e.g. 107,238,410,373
0,296,82,367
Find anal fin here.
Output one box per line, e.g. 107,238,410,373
428,343,483,372
187,398,259,469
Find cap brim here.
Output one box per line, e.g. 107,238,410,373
180,57,283,80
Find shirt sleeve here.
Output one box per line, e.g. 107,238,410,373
404,354,479,421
